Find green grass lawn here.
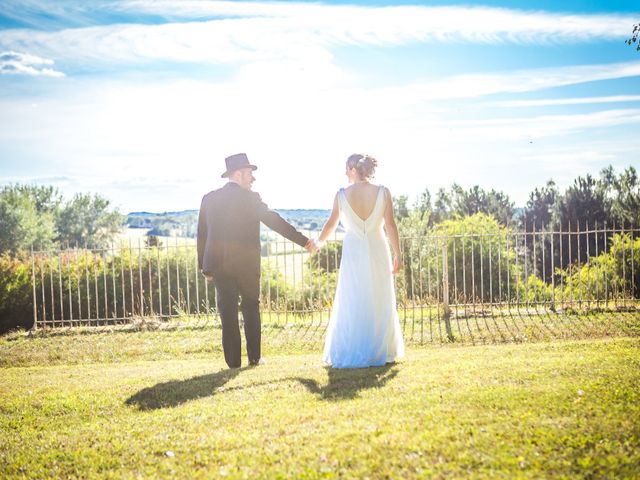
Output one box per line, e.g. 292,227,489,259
6,309,637,368
1,330,639,478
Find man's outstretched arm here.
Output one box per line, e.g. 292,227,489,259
254,193,313,250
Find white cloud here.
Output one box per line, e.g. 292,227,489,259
522,150,617,169
439,108,640,141
0,1,105,28
374,61,640,103
118,2,633,43
0,50,64,76
2,66,639,212
491,95,640,108
0,4,634,67
515,144,639,192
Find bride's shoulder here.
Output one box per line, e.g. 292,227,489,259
370,183,387,194
377,184,392,200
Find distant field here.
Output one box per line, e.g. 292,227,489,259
264,234,342,284
118,228,330,284
117,228,196,246
265,250,311,284
117,228,333,249
115,229,314,281
115,228,341,282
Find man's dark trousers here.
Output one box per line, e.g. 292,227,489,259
213,270,261,368
198,182,309,369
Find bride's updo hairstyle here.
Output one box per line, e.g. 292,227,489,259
347,153,378,181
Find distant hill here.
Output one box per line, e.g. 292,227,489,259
128,210,198,217
127,209,331,237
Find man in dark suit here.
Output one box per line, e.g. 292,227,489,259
197,153,317,368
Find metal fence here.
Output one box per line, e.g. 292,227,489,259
30,225,640,342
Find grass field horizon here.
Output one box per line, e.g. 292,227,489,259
1,321,639,479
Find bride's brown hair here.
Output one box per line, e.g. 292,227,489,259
347,154,377,180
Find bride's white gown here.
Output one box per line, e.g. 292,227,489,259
323,186,405,368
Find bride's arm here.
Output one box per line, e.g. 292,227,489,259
316,192,340,245
383,188,402,274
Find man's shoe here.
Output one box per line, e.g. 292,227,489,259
249,358,266,367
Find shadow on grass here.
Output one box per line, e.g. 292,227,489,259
125,367,244,411
295,364,398,401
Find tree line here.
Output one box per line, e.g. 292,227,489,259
1,165,638,258
0,185,124,254
394,166,639,234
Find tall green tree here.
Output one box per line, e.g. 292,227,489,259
56,193,124,249
553,173,612,272
556,174,610,230
600,165,640,226
393,195,410,220
16,184,62,217
0,185,59,253
522,180,559,231
396,189,435,296
432,188,452,224
484,190,516,226
434,184,515,226
413,188,432,220
627,23,639,51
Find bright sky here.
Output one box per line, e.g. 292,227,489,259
1,1,639,213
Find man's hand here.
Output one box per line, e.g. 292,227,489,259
304,239,319,254
202,271,214,282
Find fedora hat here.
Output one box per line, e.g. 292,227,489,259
221,153,258,178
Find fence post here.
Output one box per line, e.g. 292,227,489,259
442,240,453,341
30,245,37,333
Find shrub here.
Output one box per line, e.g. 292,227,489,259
306,242,342,274
559,232,640,303
0,253,35,333
399,213,518,303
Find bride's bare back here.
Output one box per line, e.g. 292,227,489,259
315,155,401,274
343,183,382,221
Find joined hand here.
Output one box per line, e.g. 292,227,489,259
202,272,214,282
304,239,319,254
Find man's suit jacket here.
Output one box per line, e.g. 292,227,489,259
197,182,309,279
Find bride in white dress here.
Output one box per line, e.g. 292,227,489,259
314,154,405,368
